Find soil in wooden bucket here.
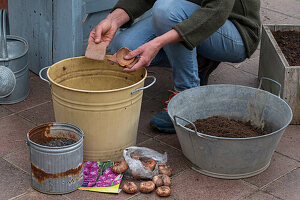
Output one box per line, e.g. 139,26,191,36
41,138,77,147
271,30,300,66
185,116,268,138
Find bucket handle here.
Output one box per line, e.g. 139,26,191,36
174,115,214,140
258,77,281,97
39,66,50,84
0,9,9,60
131,75,156,95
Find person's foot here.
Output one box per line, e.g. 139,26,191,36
150,58,220,133
150,110,175,133
198,58,221,86
150,90,178,133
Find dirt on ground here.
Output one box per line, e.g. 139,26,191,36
185,116,268,138
271,30,300,66
41,138,77,147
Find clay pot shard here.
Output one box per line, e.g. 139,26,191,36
85,41,108,61
108,53,118,64
116,47,135,66
126,57,139,69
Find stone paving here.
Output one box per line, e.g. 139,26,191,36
0,0,299,199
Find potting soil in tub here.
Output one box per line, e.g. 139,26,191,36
186,116,268,138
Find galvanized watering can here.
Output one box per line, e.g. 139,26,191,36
0,9,29,104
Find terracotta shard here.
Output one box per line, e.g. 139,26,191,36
85,41,108,61
108,53,118,64
126,57,139,69
116,47,135,66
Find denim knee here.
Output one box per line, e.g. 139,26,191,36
152,0,198,34
152,0,184,28
110,30,143,53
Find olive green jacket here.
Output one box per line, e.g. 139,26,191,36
113,0,261,58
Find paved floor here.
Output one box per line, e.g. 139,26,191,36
1,0,299,199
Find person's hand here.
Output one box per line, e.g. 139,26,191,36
123,29,183,72
123,39,162,72
88,9,130,45
88,18,118,45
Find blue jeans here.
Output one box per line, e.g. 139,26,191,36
110,0,246,91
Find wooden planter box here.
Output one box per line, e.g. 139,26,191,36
258,24,300,124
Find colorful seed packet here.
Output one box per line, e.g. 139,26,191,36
78,161,122,193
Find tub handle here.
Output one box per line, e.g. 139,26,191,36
39,66,50,84
258,77,281,97
174,115,210,139
131,75,156,95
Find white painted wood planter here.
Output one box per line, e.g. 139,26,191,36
258,24,300,124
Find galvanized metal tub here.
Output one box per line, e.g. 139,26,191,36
0,9,29,104
27,123,84,194
168,80,293,179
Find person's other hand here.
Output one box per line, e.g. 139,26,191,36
88,18,118,45
123,40,162,72
122,29,182,72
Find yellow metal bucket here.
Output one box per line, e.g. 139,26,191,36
40,56,155,161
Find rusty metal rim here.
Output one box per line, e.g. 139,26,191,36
26,122,84,150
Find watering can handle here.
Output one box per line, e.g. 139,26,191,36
131,75,156,95
39,66,50,84
0,9,9,60
258,77,281,97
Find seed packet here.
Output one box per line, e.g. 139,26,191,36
78,161,122,193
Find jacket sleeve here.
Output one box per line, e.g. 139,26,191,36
173,0,235,50
112,0,156,27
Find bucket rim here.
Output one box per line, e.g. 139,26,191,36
26,122,84,149
0,35,29,62
168,84,293,140
47,56,148,94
